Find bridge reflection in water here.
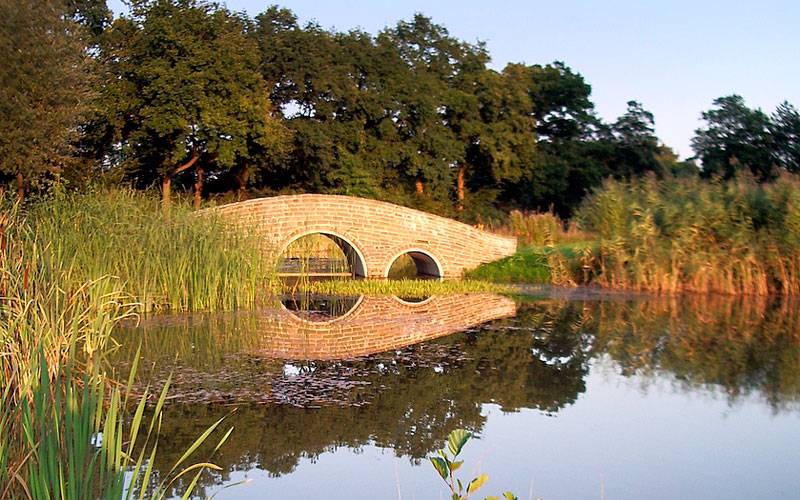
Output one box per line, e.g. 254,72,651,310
111,293,517,404
264,293,517,360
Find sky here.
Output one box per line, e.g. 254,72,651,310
107,0,800,160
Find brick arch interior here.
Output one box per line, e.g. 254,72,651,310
280,230,368,278
385,248,443,280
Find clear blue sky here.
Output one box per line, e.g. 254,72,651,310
109,0,800,160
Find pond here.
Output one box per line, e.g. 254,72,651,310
110,289,800,499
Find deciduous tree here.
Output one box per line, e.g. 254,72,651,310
0,0,94,199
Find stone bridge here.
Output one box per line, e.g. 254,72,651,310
206,194,517,279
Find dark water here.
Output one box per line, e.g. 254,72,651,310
111,290,800,500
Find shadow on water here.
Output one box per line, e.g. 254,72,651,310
111,292,800,498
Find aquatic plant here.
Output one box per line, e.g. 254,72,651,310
0,192,234,499
577,174,800,295
293,278,513,297
430,429,518,500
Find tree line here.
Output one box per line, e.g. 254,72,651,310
2,0,799,218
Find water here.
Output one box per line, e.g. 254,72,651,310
111,290,800,499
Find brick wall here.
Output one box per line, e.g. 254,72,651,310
254,293,517,360
205,194,517,278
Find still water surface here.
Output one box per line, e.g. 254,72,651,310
111,290,800,499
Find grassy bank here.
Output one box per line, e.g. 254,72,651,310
465,242,595,285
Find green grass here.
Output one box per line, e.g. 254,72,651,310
295,278,514,298
0,191,237,499
466,242,596,284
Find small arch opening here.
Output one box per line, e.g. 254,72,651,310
281,294,362,322
278,232,366,278
386,250,442,280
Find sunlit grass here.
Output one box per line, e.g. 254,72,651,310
0,194,231,499
293,278,514,298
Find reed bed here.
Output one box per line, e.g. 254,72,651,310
483,209,591,247
0,193,235,499
577,174,800,295
17,188,273,312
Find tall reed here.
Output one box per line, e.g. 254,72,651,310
18,187,273,312
1,193,232,499
483,210,589,247
577,174,800,295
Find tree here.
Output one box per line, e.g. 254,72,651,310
610,100,662,177
101,0,284,209
0,0,94,199
770,102,800,174
691,95,775,180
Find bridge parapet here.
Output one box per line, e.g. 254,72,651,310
207,194,517,279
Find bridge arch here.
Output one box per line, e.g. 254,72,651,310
384,248,443,280
279,230,368,278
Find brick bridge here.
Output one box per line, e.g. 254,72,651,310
257,293,517,360
207,194,517,279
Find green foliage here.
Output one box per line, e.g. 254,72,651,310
430,429,516,500
0,0,94,191
99,0,285,203
692,95,776,179
0,194,232,498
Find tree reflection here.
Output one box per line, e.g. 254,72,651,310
115,293,800,497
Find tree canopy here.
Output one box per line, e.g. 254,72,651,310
8,2,797,219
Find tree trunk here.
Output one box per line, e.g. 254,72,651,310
161,150,201,213
194,166,204,209
415,177,424,196
233,165,249,201
16,171,23,202
457,164,465,211
161,176,171,213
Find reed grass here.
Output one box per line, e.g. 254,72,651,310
482,210,590,247
0,192,234,499
18,187,272,312
577,174,800,295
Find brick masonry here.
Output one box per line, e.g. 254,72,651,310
205,194,518,278
254,293,517,360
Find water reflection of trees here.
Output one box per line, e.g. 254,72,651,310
586,295,800,409
117,293,800,496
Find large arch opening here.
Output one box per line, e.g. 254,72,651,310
278,232,367,278
386,250,443,280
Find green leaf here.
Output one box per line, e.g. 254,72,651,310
430,457,449,480
447,429,472,457
466,474,488,495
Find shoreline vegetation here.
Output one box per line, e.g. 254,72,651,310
2,171,800,497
